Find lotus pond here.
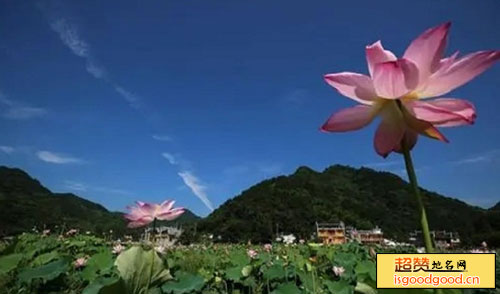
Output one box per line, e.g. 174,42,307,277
0,233,498,294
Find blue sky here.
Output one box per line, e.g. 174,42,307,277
1,0,499,216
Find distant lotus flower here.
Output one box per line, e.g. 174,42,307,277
321,22,499,157
275,237,282,242
42,229,50,236
155,245,166,255
112,244,125,255
299,239,305,244
247,249,258,259
66,229,78,236
74,257,87,269
263,244,272,252
282,234,296,245
332,266,345,277
124,200,185,228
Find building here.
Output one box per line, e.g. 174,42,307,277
409,230,461,248
349,227,384,245
316,222,347,244
316,222,385,245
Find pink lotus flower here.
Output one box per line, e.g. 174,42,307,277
321,22,499,157
112,244,125,255
247,249,258,259
263,243,272,252
124,200,185,228
74,257,87,269
332,265,345,277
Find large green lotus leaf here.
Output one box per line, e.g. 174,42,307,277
297,271,315,293
263,264,287,281
82,276,124,294
230,251,250,266
354,260,376,282
115,246,171,294
161,271,205,294
378,289,432,294
354,282,376,294
324,280,354,294
0,253,23,275
81,250,115,282
225,265,243,281
30,251,60,267
270,282,302,294
241,265,253,277
18,258,69,284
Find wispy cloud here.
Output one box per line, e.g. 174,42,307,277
50,19,89,58
160,152,212,210
223,162,283,177
0,145,15,154
64,180,87,191
114,86,141,109
37,150,84,164
362,160,402,168
283,88,309,108
64,180,132,196
42,11,150,111
449,150,500,166
0,93,47,120
85,60,107,79
93,186,132,196
4,106,47,120
48,18,109,80
152,134,173,142
178,171,214,211
161,152,178,165
259,163,283,175
223,165,251,176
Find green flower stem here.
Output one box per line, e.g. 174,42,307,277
401,138,434,253
147,218,158,290
401,140,444,294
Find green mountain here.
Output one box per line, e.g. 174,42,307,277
199,165,500,246
0,166,199,236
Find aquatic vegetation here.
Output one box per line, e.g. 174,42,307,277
0,233,498,293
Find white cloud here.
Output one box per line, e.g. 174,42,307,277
85,59,107,79
450,149,500,166
152,134,173,142
65,180,132,196
64,180,87,191
50,19,89,57
93,186,132,196
178,171,214,211
3,106,47,120
0,94,13,106
0,146,15,154
452,156,489,165
362,160,402,168
0,94,47,120
223,165,250,176
161,152,178,165
284,88,308,106
114,86,141,109
37,150,84,164
47,16,143,111
259,163,282,175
